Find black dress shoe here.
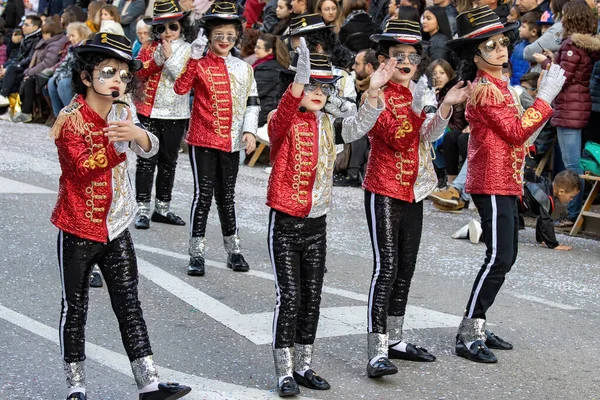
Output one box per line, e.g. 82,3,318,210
277,376,300,397
293,369,330,390
455,338,498,363
151,211,186,226
388,342,436,362
135,215,150,229
138,382,191,400
89,271,103,288
227,253,250,272
66,392,86,400
485,330,513,350
187,256,205,276
366,357,398,378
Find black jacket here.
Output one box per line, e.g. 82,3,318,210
426,32,451,63
260,0,279,34
1,0,25,29
339,11,377,52
369,0,390,31
14,29,42,69
254,57,285,127
519,172,559,248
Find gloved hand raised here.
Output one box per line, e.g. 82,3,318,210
411,75,436,115
536,64,566,105
190,28,208,60
294,37,311,85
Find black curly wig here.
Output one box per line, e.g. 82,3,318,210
72,53,142,99
304,28,354,69
150,15,197,43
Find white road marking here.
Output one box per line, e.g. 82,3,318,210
135,246,464,344
0,176,56,194
510,293,580,311
0,304,307,399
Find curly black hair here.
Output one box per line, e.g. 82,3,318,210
150,16,197,43
304,28,354,69
72,53,142,100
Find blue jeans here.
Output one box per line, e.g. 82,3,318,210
557,127,584,219
452,159,471,202
48,75,73,117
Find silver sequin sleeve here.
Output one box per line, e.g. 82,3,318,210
162,43,191,81
420,105,452,143
341,96,384,143
150,39,191,119
110,102,159,158
130,130,159,158
242,72,260,136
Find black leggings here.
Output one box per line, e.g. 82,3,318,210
364,191,423,334
135,116,188,203
189,146,239,237
268,209,327,348
443,130,469,175
57,229,152,363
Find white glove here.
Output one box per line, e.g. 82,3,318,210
294,37,311,85
153,43,165,66
323,94,354,118
411,75,430,114
191,28,208,60
536,64,566,105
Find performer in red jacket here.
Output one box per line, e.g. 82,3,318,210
446,6,566,363
51,33,191,400
267,37,396,397
133,0,194,229
363,18,471,378
174,1,259,276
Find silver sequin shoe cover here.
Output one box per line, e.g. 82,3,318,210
64,361,85,390
137,202,151,218
388,316,404,344
367,332,389,360
131,355,160,389
294,343,313,373
154,199,170,216
223,234,241,254
273,347,294,381
457,316,487,343
189,236,206,258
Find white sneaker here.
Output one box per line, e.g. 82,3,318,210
468,219,482,244
0,94,9,107
452,224,469,239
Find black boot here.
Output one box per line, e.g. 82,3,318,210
138,382,191,400
455,337,498,363
187,256,205,276
227,254,250,272
89,271,103,288
66,392,86,400
151,211,186,226
277,376,300,397
135,215,150,229
485,330,513,350
366,357,398,378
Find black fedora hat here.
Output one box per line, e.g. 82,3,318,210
307,53,341,85
143,0,191,25
74,32,143,72
282,13,333,39
370,19,424,44
199,1,245,26
445,6,519,50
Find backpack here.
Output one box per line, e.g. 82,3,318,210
580,141,600,176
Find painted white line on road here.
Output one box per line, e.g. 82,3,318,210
0,304,306,400
0,176,56,194
136,248,463,345
510,293,580,311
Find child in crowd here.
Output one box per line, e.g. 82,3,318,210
266,38,394,397
50,32,191,400
510,11,541,85
174,1,259,276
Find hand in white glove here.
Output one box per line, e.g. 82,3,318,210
153,43,165,66
323,94,354,118
294,37,311,85
190,28,208,60
411,75,430,114
536,64,566,105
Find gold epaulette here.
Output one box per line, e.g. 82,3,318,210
469,77,505,107
50,99,85,139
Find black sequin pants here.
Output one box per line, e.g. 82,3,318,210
57,229,152,363
364,191,423,334
268,209,327,348
464,194,519,319
135,116,188,203
189,146,240,237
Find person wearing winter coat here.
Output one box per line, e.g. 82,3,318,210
422,6,453,63
1,0,25,30
253,32,287,127
12,21,69,122
534,0,600,227
523,0,567,63
118,0,146,44
339,0,377,53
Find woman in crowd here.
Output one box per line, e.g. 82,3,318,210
316,0,341,31
132,19,151,58
422,5,452,63
85,1,102,33
253,32,289,127
134,0,194,230
271,0,293,36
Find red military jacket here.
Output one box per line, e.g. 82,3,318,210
267,87,323,217
465,71,552,196
135,42,161,117
362,80,427,202
51,95,127,242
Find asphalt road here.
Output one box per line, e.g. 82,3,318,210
0,120,598,400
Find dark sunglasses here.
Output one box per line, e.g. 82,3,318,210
98,66,133,84
156,23,180,34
